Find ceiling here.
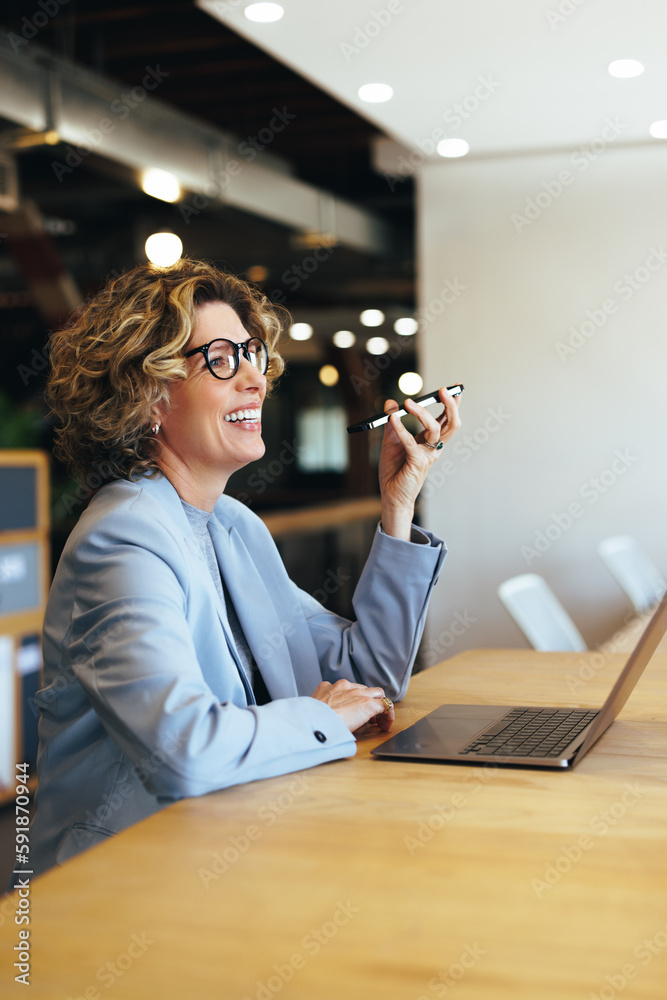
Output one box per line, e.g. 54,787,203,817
207,0,667,158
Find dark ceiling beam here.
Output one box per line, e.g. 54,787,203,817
0,37,398,257
102,34,251,58
59,3,194,25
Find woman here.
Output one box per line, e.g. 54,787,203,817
30,258,461,876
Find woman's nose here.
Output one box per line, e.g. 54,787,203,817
236,354,266,384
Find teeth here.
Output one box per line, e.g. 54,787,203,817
225,408,260,423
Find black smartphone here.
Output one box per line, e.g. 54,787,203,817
346,384,464,434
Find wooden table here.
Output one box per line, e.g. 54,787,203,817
3,649,667,999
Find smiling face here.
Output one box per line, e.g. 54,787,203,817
155,301,267,509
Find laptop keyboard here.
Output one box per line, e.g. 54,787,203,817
459,707,599,758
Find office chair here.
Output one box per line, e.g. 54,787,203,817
497,573,587,652
597,535,666,614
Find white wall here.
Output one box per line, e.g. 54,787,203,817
418,142,667,661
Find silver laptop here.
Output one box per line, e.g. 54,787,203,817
372,593,667,770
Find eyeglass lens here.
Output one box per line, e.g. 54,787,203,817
207,338,268,377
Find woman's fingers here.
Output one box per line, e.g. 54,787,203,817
311,679,375,696
408,385,462,448
310,679,396,733
374,702,395,732
388,406,426,454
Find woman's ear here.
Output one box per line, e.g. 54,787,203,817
150,401,167,435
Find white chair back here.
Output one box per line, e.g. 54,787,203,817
598,536,666,614
498,573,587,652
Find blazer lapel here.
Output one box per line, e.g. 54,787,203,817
138,480,253,703
208,520,300,701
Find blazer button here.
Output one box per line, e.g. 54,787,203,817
314,730,327,743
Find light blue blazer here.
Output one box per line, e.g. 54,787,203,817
30,474,446,875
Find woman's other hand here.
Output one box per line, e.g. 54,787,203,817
311,679,395,733
378,384,462,540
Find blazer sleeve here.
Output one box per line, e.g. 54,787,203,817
295,523,447,701
56,499,356,802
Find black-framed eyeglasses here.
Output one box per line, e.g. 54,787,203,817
184,337,269,380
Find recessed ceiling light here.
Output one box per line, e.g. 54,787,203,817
394,317,418,336
289,322,313,341
319,364,339,387
366,336,390,355
244,3,284,23
608,59,644,78
649,120,667,138
145,232,183,266
246,264,269,282
333,330,356,349
360,309,385,327
437,138,470,158
398,372,423,395
358,83,393,104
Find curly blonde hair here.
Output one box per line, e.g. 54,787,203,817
46,258,287,485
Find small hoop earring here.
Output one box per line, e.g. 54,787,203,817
152,424,160,435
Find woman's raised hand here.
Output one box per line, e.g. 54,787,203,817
378,385,462,540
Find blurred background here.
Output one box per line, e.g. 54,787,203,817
1,0,666,673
